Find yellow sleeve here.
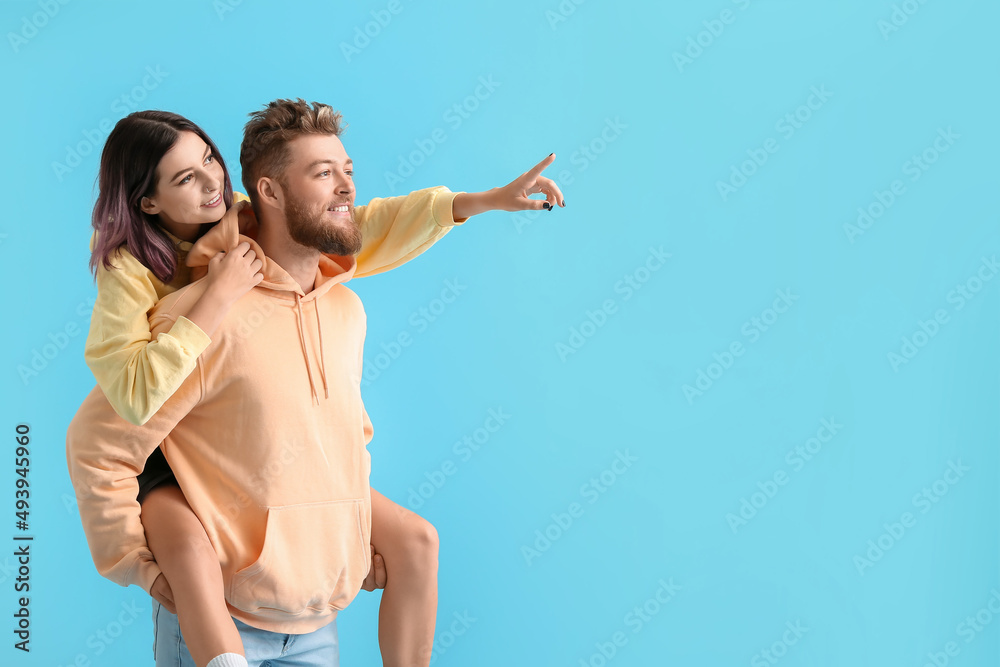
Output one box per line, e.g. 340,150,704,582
352,186,468,279
84,250,211,426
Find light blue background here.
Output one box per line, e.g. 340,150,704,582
1,0,998,665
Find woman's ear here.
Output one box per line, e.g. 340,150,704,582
140,196,160,215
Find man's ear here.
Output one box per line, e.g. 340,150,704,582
257,177,283,211
140,196,160,215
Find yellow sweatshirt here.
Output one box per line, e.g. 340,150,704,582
86,187,466,425
67,187,466,633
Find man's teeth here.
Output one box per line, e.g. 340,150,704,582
330,205,349,212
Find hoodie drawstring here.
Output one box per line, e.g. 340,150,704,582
294,293,330,404
295,294,319,405
314,305,330,399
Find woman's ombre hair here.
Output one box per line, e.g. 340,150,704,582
90,111,234,283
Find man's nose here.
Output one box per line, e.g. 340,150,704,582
334,173,354,194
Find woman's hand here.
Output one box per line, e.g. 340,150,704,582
452,153,566,218
204,241,264,306
185,241,264,338
491,153,566,212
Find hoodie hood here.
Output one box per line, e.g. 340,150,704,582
185,200,360,404
185,199,359,300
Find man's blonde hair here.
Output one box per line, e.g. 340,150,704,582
240,98,346,198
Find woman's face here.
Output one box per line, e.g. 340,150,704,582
141,130,226,240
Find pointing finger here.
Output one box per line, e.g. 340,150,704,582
525,153,556,180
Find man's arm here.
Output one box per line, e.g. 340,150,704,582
352,155,564,278
67,329,203,594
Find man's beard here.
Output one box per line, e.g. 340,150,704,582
283,191,362,256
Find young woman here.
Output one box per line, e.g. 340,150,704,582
87,110,442,667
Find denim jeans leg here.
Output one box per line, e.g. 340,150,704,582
238,616,337,667
151,600,195,667
152,599,337,667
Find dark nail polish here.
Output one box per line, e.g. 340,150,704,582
542,202,551,210
548,153,554,157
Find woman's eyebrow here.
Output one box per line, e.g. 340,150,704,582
169,145,211,183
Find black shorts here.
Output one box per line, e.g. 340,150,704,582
136,447,178,504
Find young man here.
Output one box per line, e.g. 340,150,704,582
66,98,564,666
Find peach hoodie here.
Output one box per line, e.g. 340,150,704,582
67,189,462,633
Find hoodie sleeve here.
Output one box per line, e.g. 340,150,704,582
352,186,469,279
85,249,211,426
66,365,203,594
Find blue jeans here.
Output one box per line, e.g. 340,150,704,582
151,600,339,666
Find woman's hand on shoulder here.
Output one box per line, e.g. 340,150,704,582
204,241,264,306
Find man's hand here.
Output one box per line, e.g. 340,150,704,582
452,153,566,218
360,545,387,591
150,573,177,614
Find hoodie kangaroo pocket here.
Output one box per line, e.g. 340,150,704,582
227,499,369,618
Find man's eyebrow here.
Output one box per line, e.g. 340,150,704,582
170,144,211,183
307,158,353,170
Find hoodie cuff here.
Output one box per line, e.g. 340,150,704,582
166,316,213,355
132,558,164,595
433,189,469,228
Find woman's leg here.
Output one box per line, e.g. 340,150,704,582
141,484,245,667
370,488,440,667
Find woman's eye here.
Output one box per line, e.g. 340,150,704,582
205,155,215,164
180,174,192,184
345,170,354,177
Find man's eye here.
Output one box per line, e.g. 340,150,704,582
319,170,330,177
345,170,354,176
